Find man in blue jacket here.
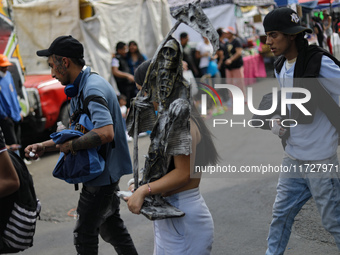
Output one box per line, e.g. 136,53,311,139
0,54,22,153
25,35,138,255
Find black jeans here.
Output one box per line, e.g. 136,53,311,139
74,182,138,255
0,118,21,145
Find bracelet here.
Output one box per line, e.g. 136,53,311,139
69,140,77,155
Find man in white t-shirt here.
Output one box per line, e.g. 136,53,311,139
195,36,213,76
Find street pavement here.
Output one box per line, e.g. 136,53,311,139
13,78,340,255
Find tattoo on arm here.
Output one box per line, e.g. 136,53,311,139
72,130,103,151
45,144,57,152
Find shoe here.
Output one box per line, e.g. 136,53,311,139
138,132,148,137
23,158,32,165
126,131,133,142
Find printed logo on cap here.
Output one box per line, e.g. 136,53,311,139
291,13,299,24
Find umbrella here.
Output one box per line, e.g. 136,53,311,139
298,0,334,4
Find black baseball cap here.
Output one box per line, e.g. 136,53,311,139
263,7,312,35
36,35,84,58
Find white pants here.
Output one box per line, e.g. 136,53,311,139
153,188,214,255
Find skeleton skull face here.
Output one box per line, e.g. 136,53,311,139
161,39,179,70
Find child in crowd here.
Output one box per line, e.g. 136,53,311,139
118,94,132,142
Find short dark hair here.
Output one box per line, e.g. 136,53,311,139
180,32,188,39
70,58,85,67
116,41,126,52
118,94,127,101
216,28,223,37
53,55,85,68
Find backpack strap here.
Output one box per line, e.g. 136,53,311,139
307,48,340,135
83,95,108,117
296,47,340,140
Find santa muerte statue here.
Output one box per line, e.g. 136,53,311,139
124,0,219,220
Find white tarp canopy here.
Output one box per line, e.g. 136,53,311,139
12,0,172,82
233,0,276,6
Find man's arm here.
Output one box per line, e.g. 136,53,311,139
24,139,58,159
112,66,134,82
225,47,242,66
58,124,114,155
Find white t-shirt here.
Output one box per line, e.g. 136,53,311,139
120,105,127,116
196,41,213,68
111,58,119,67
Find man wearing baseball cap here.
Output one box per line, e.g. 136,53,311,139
0,54,22,157
262,7,340,254
25,35,138,255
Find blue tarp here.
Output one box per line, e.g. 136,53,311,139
275,0,299,6
275,0,288,6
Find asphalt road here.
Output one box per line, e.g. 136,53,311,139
12,78,340,255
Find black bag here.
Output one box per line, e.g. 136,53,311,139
0,150,41,254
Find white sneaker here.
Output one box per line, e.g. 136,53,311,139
138,132,148,137
23,158,32,165
126,131,133,142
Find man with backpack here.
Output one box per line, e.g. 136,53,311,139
24,35,138,255
262,7,340,254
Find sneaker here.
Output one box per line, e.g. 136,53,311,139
23,158,32,165
126,131,133,142
138,132,148,137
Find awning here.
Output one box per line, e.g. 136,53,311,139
299,0,337,10
299,0,334,3
233,0,276,6
168,0,233,9
275,0,336,7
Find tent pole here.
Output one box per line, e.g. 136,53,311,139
330,0,333,16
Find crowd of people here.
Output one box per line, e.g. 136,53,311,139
179,28,245,80
1,5,340,255
310,9,340,55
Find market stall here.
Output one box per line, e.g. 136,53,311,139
243,52,268,84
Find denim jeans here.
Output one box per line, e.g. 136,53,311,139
266,153,340,255
74,182,138,255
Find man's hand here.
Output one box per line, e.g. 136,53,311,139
127,73,135,83
24,143,45,159
269,115,287,137
57,140,74,155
